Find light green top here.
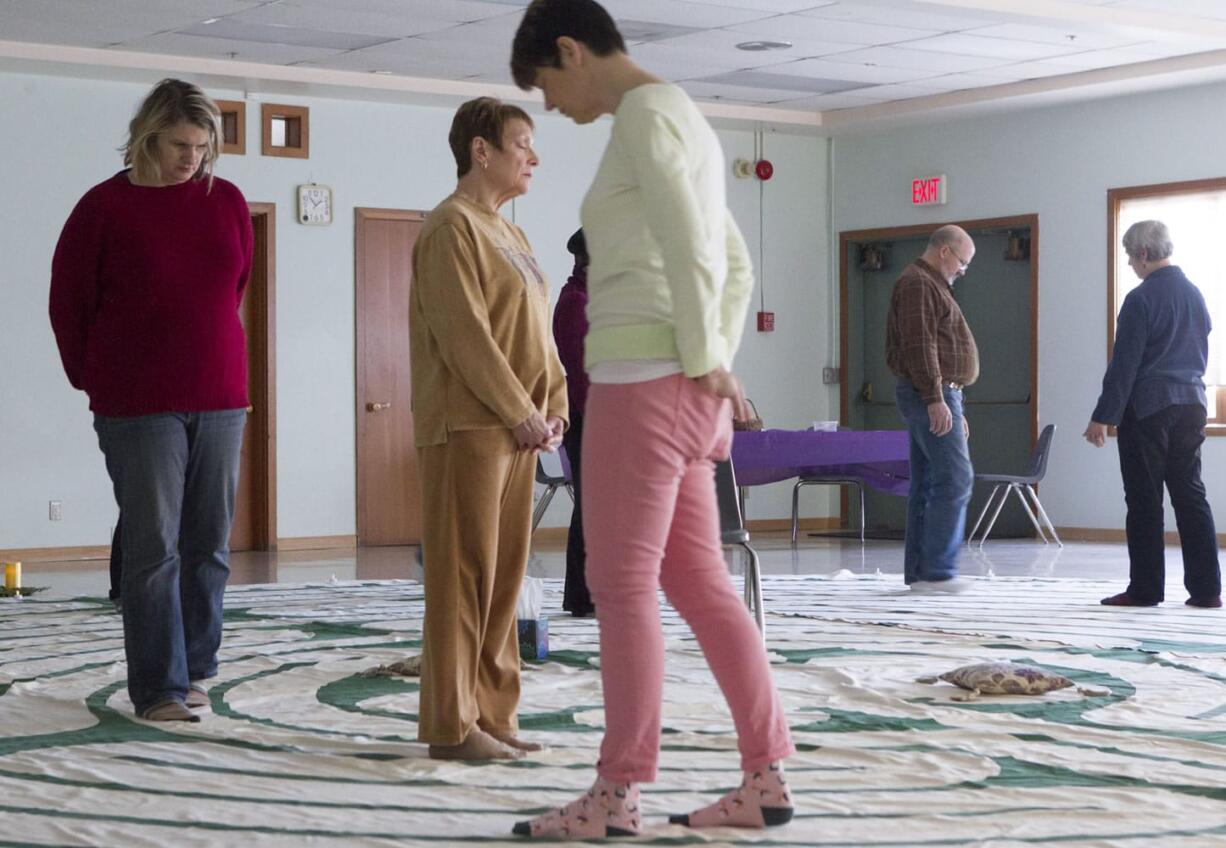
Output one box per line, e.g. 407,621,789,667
579,83,754,377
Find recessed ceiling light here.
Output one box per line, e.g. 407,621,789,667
371,70,393,75
201,18,219,24
735,40,792,52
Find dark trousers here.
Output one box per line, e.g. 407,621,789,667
562,416,594,616
1117,403,1221,602
109,516,122,602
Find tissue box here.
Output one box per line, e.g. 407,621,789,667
517,617,549,661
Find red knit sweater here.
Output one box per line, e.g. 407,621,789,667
50,171,253,416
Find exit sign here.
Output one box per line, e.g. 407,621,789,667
912,174,947,206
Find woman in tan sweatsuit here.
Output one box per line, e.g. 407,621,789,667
410,97,567,761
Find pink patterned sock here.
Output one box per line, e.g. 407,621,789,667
670,761,794,829
512,777,641,839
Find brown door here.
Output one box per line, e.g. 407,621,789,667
355,208,425,545
230,204,278,551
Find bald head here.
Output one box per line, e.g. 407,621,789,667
922,225,975,283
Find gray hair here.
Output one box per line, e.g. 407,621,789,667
1122,220,1173,261
927,224,967,252
122,78,221,188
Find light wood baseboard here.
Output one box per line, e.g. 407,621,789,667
1056,527,1226,546
0,545,111,563
277,535,358,551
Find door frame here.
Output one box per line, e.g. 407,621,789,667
354,207,428,545
837,214,1040,527
245,202,278,550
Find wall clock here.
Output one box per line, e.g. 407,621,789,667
297,183,332,225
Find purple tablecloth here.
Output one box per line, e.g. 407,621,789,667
731,429,910,496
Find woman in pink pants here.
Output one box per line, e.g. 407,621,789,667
510,0,794,839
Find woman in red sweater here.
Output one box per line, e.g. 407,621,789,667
50,78,253,722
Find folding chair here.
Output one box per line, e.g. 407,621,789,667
715,457,765,639
790,476,866,543
967,424,1062,547
531,450,574,533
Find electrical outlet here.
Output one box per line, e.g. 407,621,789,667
822,367,842,385
49,500,63,521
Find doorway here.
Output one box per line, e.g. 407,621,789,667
839,215,1039,538
229,202,277,552
355,208,426,545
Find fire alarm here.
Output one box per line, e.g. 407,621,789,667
755,159,774,181
757,311,775,332
731,158,754,179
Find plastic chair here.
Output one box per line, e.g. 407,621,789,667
531,450,574,533
715,458,765,639
967,424,1062,547
790,477,866,544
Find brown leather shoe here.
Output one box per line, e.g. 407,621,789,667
1186,596,1223,608
1100,592,1159,607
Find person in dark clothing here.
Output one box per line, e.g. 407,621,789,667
1084,219,1221,609
554,229,594,616
109,517,122,610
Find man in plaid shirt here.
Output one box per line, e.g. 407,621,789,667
885,225,980,592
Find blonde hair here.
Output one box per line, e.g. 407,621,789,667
122,78,221,188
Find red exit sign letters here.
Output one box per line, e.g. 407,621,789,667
911,174,947,206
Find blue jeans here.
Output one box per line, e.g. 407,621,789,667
94,410,246,713
895,380,973,583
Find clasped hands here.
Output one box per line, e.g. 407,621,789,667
512,411,564,453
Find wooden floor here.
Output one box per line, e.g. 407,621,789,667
19,534,1150,599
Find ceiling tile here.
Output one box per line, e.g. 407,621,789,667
797,1,997,31
772,90,882,109
306,35,509,77
119,31,345,64
680,79,817,102
287,0,519,21
916,69,1033,91
902,33,1096,60
225,3,463,38
1115,0,1226,20
600,0,778,28
636,28,849,69
845,81,949,101
728,14,941,47
414,12,522,46
822,45,1016,73
0,0,259,47
964,22,1147,49
692,0,836,11
179,19,395,50
698,68,869,94
767,56,938,84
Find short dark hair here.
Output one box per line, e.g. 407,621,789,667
511,0,627,90
448,97,533,178
566,228,586,258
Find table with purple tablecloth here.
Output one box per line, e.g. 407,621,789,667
730,429,910,495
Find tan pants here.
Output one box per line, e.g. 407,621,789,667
416,428,534,745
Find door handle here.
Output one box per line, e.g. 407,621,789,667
367,402,392,412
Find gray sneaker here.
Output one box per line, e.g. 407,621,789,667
910,577,971,594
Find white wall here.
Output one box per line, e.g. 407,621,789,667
0,69,830,548
831,80,1226,531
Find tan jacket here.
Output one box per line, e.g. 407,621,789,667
409,194,567,447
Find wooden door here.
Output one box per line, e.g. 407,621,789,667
230,204,277,551
355,208,425,545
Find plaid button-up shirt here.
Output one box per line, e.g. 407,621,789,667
885,258,979,405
